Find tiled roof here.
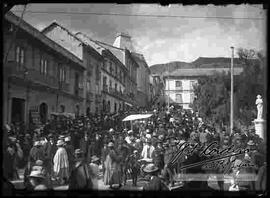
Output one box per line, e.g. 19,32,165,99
164,67,243,77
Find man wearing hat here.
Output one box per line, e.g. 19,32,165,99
65,136,75,176
89,155,100,189
79,133,90,161
141,138,155,161
27,169,48,190
125,130,133,144
103,142,122,189
68,149,93,189
127,150,140,186
142,163,169,191
53,139,69,185
29,140,45,168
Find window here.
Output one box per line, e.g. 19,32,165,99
103,76,107,87
40,57,48,76
95,65,100,84
15,46,25,69
86,81,91,92
115,83,117,91
60,105,65,113
190,81,196,90
190,93,195,103
175,81,182,88
109,80,112,88
176,94,183,103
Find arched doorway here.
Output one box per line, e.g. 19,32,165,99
102,100,106,111
107,101,110,113
75,105,80,117
60,105,65,113
39,103,48,124
86,107,91,117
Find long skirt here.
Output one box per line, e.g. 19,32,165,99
104,155,122,186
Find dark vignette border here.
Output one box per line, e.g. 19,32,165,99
1,0,269,197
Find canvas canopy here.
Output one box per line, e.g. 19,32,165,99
51,112,75,119
122,114,153,122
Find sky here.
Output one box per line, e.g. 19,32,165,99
11,4,266,66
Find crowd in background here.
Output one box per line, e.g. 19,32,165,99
2,105,267,191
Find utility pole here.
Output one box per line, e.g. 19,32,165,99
230,46,234,135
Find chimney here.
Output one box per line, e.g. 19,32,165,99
113,32,135,52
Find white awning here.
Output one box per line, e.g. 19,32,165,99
122,114,153,122
124,102,133,107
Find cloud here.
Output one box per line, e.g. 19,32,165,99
11,4,266,66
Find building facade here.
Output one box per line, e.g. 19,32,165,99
112,33,150,107
163,67,243,109
3,12,85,127
42,22,103,115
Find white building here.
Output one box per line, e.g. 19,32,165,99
163,67,243,109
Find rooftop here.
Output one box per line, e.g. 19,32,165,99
163,67,243,77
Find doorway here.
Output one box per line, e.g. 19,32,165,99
39,103,48,124
11,98,25,124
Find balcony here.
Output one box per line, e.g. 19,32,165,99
102,85,108,93
87,91,94,101
5,61,59,89
95,94,102,103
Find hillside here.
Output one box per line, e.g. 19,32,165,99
149,57,243,75
149,61,192,75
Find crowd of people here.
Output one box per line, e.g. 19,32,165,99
3,105,267,191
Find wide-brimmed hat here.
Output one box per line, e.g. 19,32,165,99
109,128,114,133
146,129,151,134
59,135,65,139
146,134,151,139
56,139,65,146
247,140,255,146
108,142,114,147
91,155,99,162
75,149,83,155
143,163,159,173
35,160,44,166
29,170,45,179
127,130,133,135
34,141,42,146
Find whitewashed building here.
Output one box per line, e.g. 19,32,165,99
163,67,243,109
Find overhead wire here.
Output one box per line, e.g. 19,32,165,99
11,10,265,20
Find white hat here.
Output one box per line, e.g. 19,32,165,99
136,139,141,143
65,136,71,142
146,134,151,139
29,170,45,179
56,139,65,146
128,130,133,134
109,128,114,133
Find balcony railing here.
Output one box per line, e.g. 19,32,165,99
87,91,94,101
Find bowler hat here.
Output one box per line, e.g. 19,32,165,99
75,149,83,154
56,139,65,146
108,142,114,147
91,155,99,162
35,160,44,166
247,140,255,146
29,170,45,179
143,163,159,173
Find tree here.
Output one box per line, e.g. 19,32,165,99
193,71,231,127
236,48,266,124
193,48,266,128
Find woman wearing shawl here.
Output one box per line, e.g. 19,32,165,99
103,142,122,189
53,139,69,185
